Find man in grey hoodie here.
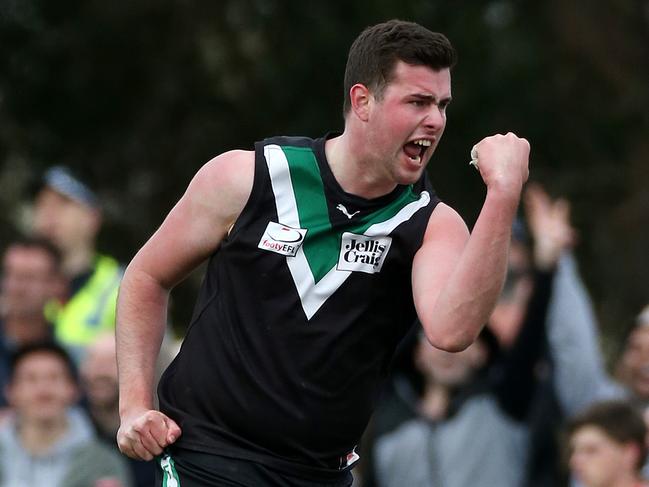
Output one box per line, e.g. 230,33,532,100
0,341,132,487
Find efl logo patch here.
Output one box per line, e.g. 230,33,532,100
337,232,392,274
258,221,307,257
339,446,360,469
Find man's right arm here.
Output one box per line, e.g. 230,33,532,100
116,150,254,460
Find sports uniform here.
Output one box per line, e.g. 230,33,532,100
157,134,440,484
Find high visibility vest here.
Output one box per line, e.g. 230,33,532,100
50,254,123,348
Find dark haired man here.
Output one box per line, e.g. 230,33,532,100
568,400,649,487
0,238,65,406
0,341,132,486
116,19,530,486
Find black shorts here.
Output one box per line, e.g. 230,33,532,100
155,449,354,487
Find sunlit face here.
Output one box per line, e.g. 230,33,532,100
569,426,637,487
364,61,451,186
0,245,61,319
414,337,486,387
7,351,77,424
32,188,100,256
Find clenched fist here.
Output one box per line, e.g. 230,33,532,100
117,409,182,461
471,133,530,198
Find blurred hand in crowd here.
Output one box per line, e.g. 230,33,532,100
523,182,577,271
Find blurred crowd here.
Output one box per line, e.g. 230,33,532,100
1,165,647,487
355,183,649,487
0,167,178,487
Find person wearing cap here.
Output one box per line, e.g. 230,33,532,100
31,166,123,357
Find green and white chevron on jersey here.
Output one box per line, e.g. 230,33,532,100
159,454,181,487
264,144,430,320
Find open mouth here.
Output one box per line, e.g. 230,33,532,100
403,139,432,164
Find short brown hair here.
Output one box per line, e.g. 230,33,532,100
10,340,78,384
568,400,647,471
343,19,457,115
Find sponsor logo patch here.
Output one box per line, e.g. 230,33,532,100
258,221,307,257
339,446,360,469
337,232,392,274
336,203,360,219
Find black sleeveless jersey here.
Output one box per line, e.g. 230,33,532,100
158,135,440,476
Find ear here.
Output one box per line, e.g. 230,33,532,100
349,84,371,122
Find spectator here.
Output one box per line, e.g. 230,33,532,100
371,253,555,487
80,334,155,487
568,400,649,487
0,237,65,406
364,182,575,487
516,185,648,485
80,334,122,441
615,305,649,412
31,166,123,356
0,341,132,487
518,183,582,486
550,294,649,486
533,185,624,419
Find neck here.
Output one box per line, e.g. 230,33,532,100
63,246,95,278
418,381,450,420
18,415,69,455
325,131,398,199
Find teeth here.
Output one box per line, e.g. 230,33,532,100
409,155,421,163
413,139,432,147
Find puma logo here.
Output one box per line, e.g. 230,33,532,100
336,204,360,219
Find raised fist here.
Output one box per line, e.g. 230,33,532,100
471,132,530,198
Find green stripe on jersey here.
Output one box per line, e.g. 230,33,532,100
159,454,181,487
264,142,431,319
281,146,335,282
281,146,419,283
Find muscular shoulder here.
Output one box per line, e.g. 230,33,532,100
187,149,255,227
125,150,255,288
423,202,469,243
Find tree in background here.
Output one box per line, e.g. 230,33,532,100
0,0,647,347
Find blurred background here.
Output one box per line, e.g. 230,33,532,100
1,0,647,359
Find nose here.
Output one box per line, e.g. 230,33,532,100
423,104,445,131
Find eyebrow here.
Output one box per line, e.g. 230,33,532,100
410,93,453,104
